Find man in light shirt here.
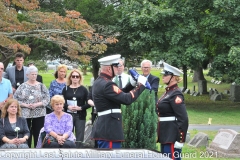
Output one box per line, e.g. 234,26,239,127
112,59,130,88
0,62,13,111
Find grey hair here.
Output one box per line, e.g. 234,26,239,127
119,59,125,65
140,60,152,67
26,66,38,75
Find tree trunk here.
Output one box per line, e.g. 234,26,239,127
92,57,100,80
192,67,206,82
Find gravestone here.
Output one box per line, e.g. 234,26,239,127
184,89,190,94
210,93,222,101
190,91,196,96
207,129,240,158
83,120,95,148
209,88,214,97
186,132,191,143
220,92,224,99
229,84,240,102
193,92,200,96
217,81,222,84
215,80,219,84
198,80,208,94
224,90,230,95
188,132,209,148
213,88,218,94
211,79,215,83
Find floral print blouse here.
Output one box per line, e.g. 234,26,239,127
13,82,50,118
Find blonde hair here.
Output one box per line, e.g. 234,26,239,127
57,64,68,72
1,99,21,118
175,76,183,83
50,95,65,108
54,64,68,78
67,69,83,86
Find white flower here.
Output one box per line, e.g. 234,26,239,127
73,97,76,101
17,83,20,86
14,127,20,132
15,127,20,138
29,95,34,100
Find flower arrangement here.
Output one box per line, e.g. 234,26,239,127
14,127,20,138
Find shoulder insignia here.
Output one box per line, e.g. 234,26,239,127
175,96,182,104
113,85,121,94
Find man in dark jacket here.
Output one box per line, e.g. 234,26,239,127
91,54,147,148
140,60,160,103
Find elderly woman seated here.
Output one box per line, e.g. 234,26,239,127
41,95,76,148
0,99,30,148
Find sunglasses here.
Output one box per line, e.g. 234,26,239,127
71,75,80,79
163,70,173,76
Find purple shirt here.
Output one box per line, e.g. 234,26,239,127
44,112,75,141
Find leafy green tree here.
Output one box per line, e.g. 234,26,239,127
121,90,157,149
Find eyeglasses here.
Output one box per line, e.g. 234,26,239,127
71,75,80,79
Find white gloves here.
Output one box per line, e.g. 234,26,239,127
174,141,184,149
130,76,137,87
137,75,147,86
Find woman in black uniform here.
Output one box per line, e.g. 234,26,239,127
156,62,189,160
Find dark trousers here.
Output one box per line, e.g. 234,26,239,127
42,140,76,148
27,116,45,148
70,113,85,148
97,140,121,148
161,143,182,160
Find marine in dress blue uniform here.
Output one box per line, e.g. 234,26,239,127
91,54,148,148
156,62,189,160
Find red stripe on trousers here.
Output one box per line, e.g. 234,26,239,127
109,141,112,149
171,143,174,160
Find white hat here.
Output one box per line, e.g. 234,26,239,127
161,62,183,76
98,54,121,66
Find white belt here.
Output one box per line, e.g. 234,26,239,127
158,116,176,121
98,109,121,116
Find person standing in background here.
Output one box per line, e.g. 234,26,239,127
13,66,50,148
141,60,160,103
49,64,68,99
62,69,91,148
0,62,13,114
4,52,28,94
156,62,188,160
112,59,130,88
27,62,43,83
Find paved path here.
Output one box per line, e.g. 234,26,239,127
189,124,240,131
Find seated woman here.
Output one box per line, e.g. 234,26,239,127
0,99,30,148
42,95,76,148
